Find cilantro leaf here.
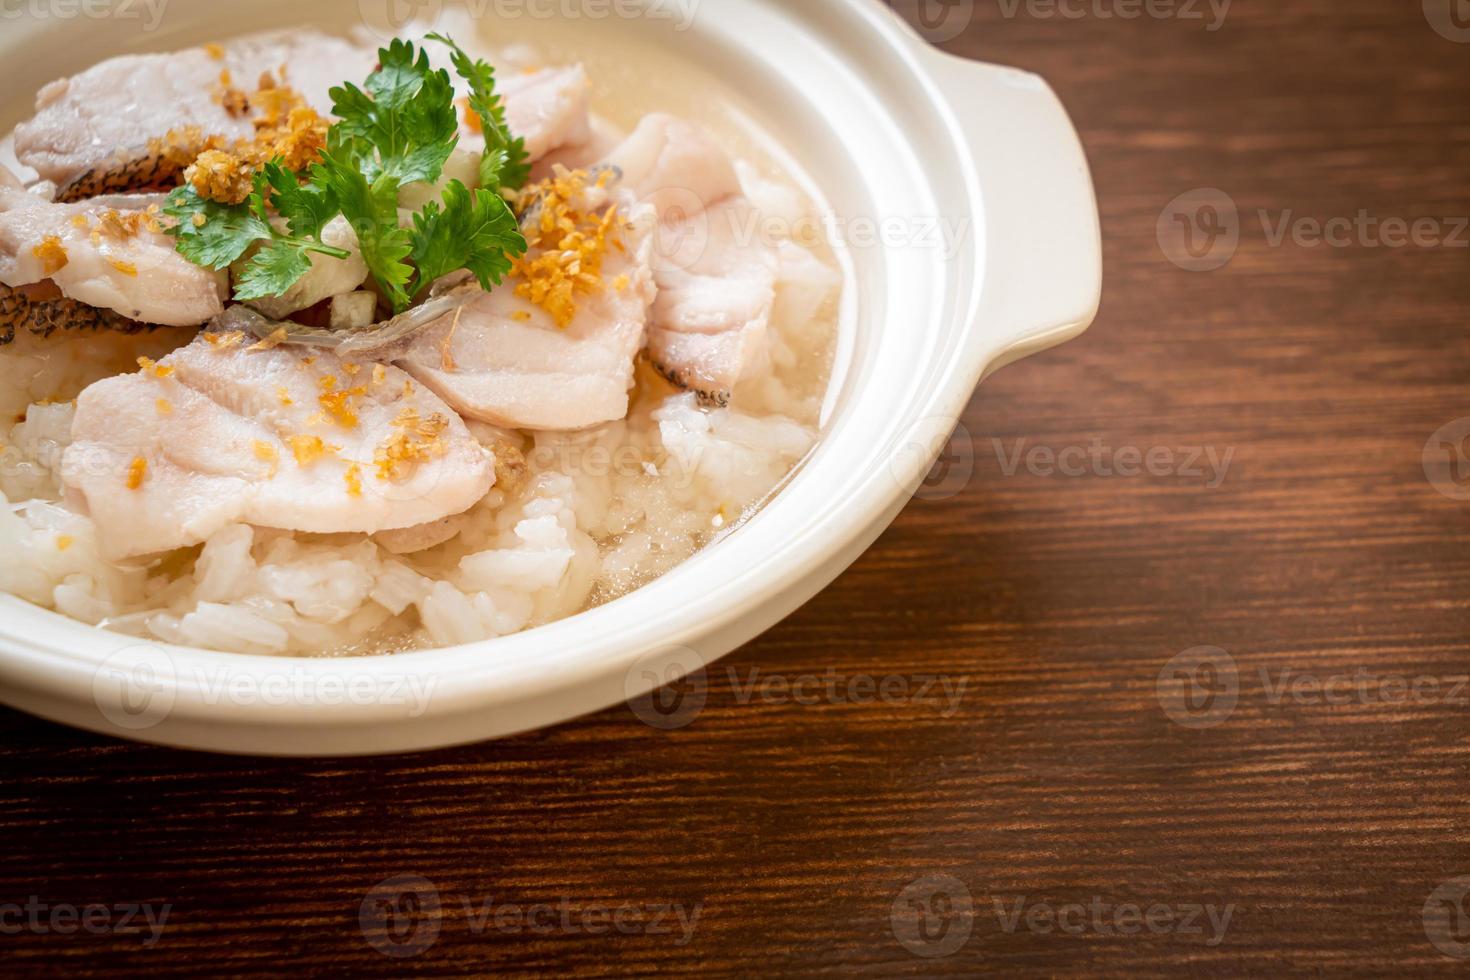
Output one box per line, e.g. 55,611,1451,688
314,147,414,312
232,240,314,301
164,34,531,321
394,134,459,188
427,32,529,192
409,179,526,296
329,39,459,187
258,160,337,240
163,186,274,269
166,168,349,302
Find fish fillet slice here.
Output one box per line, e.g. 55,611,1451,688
62,334,495,560
604,114,778,405
398,194,658,431
13,30,377,195
0,188,226,327
14,32,591,198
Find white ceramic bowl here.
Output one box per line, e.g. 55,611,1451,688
0,0,1100,755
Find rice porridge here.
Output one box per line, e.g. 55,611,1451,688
0,17,842,655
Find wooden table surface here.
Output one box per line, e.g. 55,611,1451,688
4,0,1469,975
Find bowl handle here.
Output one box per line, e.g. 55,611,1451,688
922,49,1103,376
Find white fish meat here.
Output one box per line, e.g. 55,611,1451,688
499,65,593,164
644,195,778,404
13,30,378,198
397,190,658,431
62,334,496,560
14,32,589,202
0,187,226,326
604,114,777,405
606,113,743,218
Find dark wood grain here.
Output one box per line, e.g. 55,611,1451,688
3,0,1469,975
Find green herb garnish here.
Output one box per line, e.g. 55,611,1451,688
408,178,523,297
164,35,528,316
327,38,460,186
161,164,351,280
426,32,529,193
